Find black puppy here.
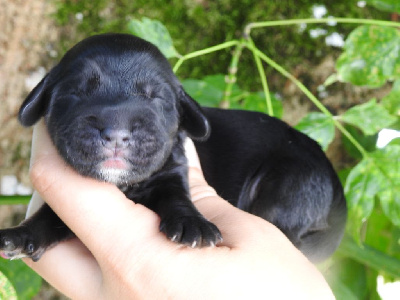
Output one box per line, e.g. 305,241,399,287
0,34,346,263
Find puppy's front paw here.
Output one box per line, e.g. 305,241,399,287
160,216,222,248
0,227,44,261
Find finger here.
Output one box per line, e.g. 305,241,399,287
186,162,279,250
184,139,289,250
184,137,218,201
184,137,202,172
24,239,102,300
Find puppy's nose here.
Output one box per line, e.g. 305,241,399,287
100,128,131,148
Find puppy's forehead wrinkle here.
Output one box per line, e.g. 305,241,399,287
84,58,103,73
52,48,177,101
81,69,169,100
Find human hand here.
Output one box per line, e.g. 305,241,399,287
24,121,334,300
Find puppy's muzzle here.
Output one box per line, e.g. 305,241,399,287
100,128,132,150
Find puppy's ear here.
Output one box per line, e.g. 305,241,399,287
179,89,211,141
18,75,49,127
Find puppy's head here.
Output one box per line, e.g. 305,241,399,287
19,34,210,185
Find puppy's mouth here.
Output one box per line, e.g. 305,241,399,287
94,143,169,185
100,148,131,170
97,156,131,185
101,157,129,170
59,128,173,185
97,148,132,184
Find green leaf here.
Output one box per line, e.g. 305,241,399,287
127,17,181,59
182,74,282,115
365,205,400,261
295,112,335,150
336,25,400,87
342,125,378,159
365,0,400,13
371,145,400,227
344,157,384,242
182,74,245,108
0,259,42,299
388,137,400,146
324,257,368,300
0,270,17,300
182,78,223,107
328,277,359,300
202,75,229,92
323,73,339,87
345,145,400,241
239,92,283,118
341,98,397,136
204,74,244,101
382,79,400,117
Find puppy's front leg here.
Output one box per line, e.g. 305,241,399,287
0,203,73,261
128,171,222,248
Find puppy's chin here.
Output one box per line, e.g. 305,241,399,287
98,168,132,185
60,135,174,186
95,158,162,186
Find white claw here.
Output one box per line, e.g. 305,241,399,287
171,234,178,242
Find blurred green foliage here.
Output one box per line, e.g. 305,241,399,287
366,0,400,14
0,270,17,300
336,25,400,87
53,0,387,89
0,259,42,299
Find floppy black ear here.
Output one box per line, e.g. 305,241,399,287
18,75,50,127
179,88,211,141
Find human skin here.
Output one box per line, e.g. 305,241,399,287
23,121,334,300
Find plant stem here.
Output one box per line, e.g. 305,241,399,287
221,41,244,108
173,40,240,74
246,37,274,116
244,18,400,36
247,44,369,158
0,196,31,205
338,236,400,278
172,17,391,157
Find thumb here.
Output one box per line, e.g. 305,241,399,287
184,138,282,249
184,137,219,203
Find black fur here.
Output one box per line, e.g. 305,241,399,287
0,34,346,263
